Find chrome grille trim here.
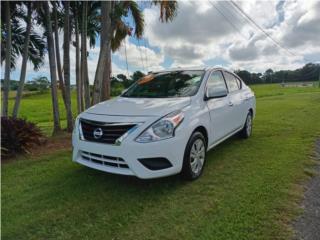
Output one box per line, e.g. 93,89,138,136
80,118,137,145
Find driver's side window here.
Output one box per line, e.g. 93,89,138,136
206,71,228,98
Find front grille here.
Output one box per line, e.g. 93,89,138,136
80,118,136,144
81,151,129,169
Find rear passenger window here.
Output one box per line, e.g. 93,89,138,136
224,72,240,92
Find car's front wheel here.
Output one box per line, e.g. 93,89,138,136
181,131,207,180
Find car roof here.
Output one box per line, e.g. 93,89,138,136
150,66,232,74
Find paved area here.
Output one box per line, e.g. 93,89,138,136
293,139,320,240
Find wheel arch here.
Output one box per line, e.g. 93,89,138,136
192,126,208,149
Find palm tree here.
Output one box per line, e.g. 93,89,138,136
43,1,61,134
52,2,67,106
92,1,145,104
68,1,100,112
63,1,73,132
92,1,178,104
1,1,46,118
12,2,33,118
2,1,12,117
81,1,91,109
71,3,83,113
91,1,112,104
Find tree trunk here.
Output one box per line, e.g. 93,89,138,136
75,8,83,113
2,2,12,117
101,47,111,101
63,1,73,132
43,1,61,134
12,2,32,118
85,52,90,104
92,1,113,104
81,1,90,109
53,3,67,106
100,1,112,102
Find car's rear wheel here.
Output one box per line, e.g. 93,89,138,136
240,112,253,138
181,132,207,180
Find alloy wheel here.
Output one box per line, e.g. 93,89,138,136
190,138,205,175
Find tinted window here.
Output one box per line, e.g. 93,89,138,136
207,71,227,92
122,70,204,98
224,72,240,92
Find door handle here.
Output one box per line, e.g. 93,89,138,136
228,102,234,107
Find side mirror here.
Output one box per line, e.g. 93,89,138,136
205,87,228,100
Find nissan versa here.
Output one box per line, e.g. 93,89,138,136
72,67,256,180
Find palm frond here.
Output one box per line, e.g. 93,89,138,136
111,20,130,52
152,0,178,22
1,22,46,71
125,1,144,38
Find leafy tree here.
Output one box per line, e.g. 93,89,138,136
131,70,145,82
24,76,50,92
264,68,274,83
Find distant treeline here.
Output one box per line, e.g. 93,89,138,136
1,76,50,92
1,71,146,96
2,63,319,94
235,63,320,85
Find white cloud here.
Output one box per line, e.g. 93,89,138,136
143,0,320,71
115,39,165,72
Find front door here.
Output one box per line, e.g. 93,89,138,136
223,71,246,130
206,70,234,145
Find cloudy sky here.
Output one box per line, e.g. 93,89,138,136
2,0,320,84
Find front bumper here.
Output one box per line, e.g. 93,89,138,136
72,113,189,179
72,137,187,179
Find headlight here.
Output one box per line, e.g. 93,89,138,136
135,110,184,143
73,116,79,135
74,116,85,140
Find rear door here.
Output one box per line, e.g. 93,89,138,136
223,71,246,130
205,70,234,144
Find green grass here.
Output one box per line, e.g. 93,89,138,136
251,83,320,98
8,90,79,135
3,85,320,239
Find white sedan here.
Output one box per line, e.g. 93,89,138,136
72,67,256,180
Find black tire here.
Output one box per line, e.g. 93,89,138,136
239,112,253,139
181,131,207,180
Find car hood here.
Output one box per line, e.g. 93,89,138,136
85,97,191,117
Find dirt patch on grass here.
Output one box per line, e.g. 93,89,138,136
30,132,72,156
2,132,72,163
293,139,320,240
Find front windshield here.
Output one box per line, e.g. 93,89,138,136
122,70,204,98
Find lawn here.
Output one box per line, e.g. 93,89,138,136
2,84,320,239
8,90,79,135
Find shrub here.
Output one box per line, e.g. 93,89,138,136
1,117,45,158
